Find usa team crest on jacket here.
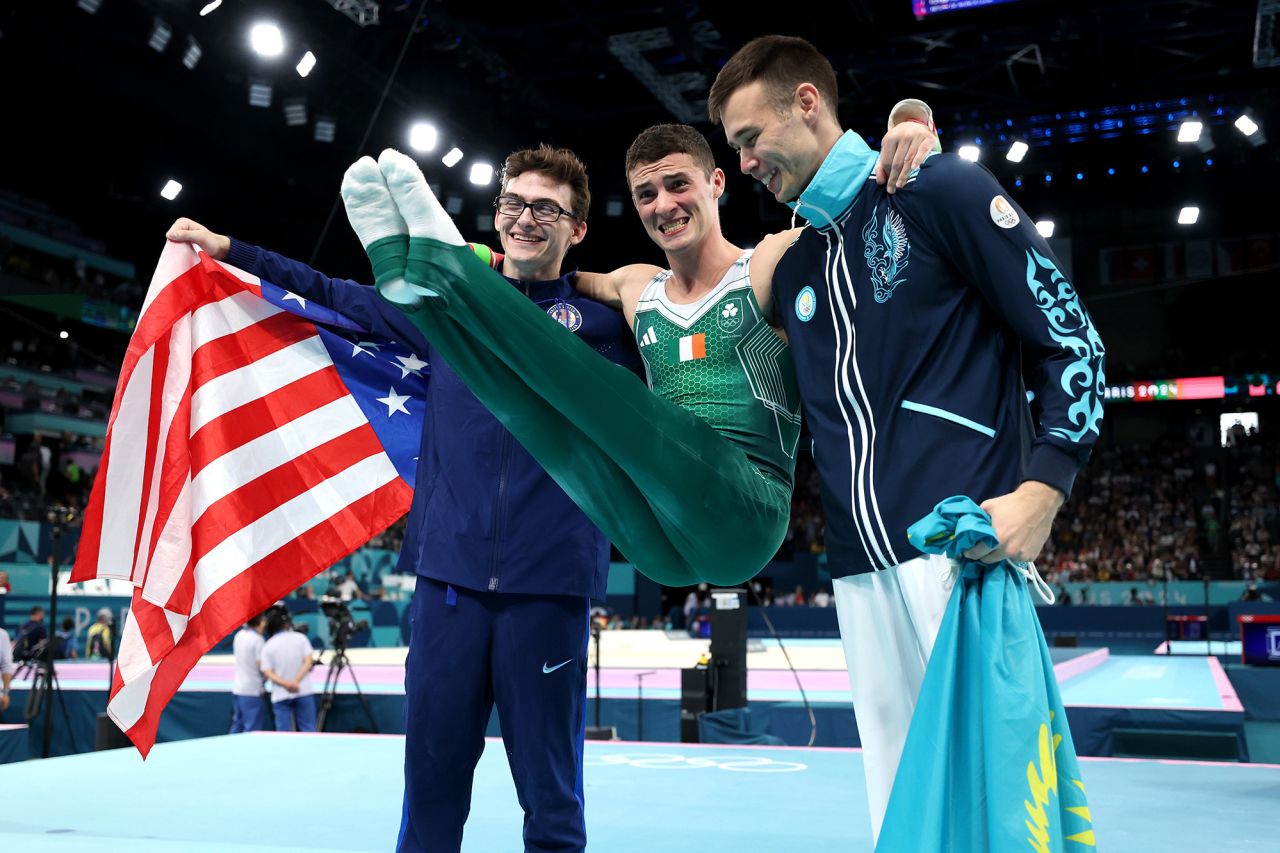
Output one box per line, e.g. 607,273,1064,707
547,300,583,331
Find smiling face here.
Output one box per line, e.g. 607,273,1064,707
720,80,827,204
495,171,586,281
627,153,724,256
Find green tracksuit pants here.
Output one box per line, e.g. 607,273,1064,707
379,239,791,587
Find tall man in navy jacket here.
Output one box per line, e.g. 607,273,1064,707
710,37,1105,843
168,144,637,853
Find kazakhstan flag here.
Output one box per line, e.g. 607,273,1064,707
876,496,1098,853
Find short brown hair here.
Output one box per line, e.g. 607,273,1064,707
501,143,591,221
707,35,839,125
624,124,716,186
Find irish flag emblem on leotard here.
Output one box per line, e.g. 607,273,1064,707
676,333,706,361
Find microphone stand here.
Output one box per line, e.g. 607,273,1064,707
584,618,615,740
634,671,656,741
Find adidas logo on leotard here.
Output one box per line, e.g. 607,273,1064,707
638,326,657,347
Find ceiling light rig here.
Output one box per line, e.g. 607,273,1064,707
148,18,172,53
296,51,317,78
409,123,439,153
284,97,307,127
249,23,285,58
248,79,272,108
314,116,336,143
182,36,202,71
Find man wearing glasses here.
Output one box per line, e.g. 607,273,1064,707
168,144,638,853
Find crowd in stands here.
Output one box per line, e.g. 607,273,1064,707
1224,428,1280,580
598,613,668,631
1,185,146,312
779,451,826,558
2,330,109,520
1038,439,1207,586
1,244,145,311
767,425,1279,589
0,434,100,520
366,515,408,552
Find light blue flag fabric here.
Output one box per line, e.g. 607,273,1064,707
875,496,1097,853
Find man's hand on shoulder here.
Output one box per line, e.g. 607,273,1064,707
748,228,803,322
166,218,231,261
963,480,1065,565
876,98,942,194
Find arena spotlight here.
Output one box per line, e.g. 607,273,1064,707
77,0,103,14
442,147,464,167
469,163,494,186
1175,119,1215,152
59,331,70,340
199,0,222,15
250,23,285,58
1176,120,1202,143
296,51,316,78
958,145,980,162
409,123,439,153
1177,206,1199,225
1235,114,1265,147
1006,141,1028,163
1035,220,1055,238
161,180,183,201
148,18,172,53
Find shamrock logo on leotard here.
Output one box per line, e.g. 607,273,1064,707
718,297,743,334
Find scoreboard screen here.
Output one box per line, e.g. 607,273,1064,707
1240,615,1280,667
913,0,1025,19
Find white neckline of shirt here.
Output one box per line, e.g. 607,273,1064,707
637,250,754,325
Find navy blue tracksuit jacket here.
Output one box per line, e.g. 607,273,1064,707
772,133,1105,577
226,240,639,852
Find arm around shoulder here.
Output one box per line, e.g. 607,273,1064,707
575,264,660,311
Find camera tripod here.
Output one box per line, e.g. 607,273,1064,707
21,505,81,757
22,640,79,756
315,640,378,734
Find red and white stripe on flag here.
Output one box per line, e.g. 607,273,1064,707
70,242,412,757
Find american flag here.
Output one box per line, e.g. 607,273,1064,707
70,242,423,756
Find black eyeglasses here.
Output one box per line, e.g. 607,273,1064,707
493,195,577,223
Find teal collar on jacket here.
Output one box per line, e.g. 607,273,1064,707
789,130,877,231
